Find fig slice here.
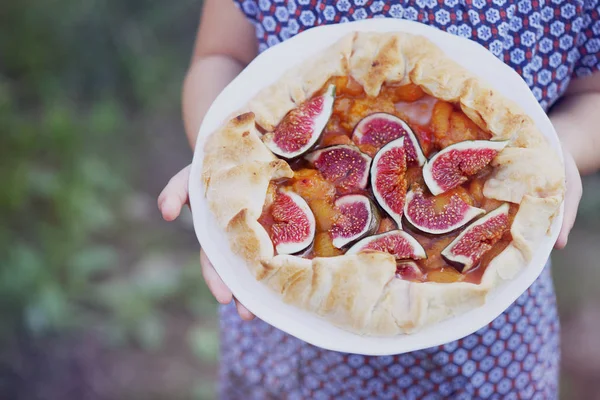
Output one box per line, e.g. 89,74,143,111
370,137,408,228
346,230,426,260
404,186,485,235
441,203,510,273
330,194,379,249
423,140,508,195
263,84,336,159
396,261,424,281
305,145,372,192
352,112,426,166
269,190,316,255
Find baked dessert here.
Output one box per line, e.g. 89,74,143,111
200,32,565,335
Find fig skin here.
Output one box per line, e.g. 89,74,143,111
404,186,485,235
352,112,426,166
269,190,316,255
330,194,380,249
422,140,508,195
441,203,510,273
263,85,336,159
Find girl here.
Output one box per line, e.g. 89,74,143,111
159,0,599,398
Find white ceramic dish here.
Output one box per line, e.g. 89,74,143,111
188,19,564,356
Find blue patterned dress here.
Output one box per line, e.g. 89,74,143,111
219,1,600,398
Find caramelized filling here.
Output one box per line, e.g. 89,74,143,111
258,77,516,284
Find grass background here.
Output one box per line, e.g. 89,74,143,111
1,1,599,398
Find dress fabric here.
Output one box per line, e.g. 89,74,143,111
219,1,600,399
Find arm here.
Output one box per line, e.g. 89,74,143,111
548,72,600,248
182,0,258,148
159,0,258,319
550,72,600,175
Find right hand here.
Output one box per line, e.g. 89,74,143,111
157,165,255,320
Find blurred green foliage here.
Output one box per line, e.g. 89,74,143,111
0,0,209,355
0,92,124,334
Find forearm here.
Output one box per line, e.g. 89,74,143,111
550,92,600,176
182,55,245,149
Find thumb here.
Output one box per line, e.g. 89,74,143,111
158,165,191,221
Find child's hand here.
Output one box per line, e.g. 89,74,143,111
555,147,583,249
157,165,255,321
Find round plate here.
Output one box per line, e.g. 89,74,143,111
188,19,564,356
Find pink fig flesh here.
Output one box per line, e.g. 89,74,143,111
404,186,485,235
396,261,423,281
305,145,371,193
441,203,510,273
352,112,426,166
264,85,335,158
423,140,508,195
371,137,408,228
346,230,426,260
269,190,316,255
330,194,379,248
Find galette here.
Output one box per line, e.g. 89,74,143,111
201,32,565,335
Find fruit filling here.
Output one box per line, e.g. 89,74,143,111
267,190,316,255
257,76,516,284
371,137,408,227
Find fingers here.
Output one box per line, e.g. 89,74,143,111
158,165,191,222
160,167,249,313
555,150,583,249
235,299,256,321
162,167,254,320
200,250,255,320
200,250,233,304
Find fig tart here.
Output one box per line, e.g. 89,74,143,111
201,32,565,336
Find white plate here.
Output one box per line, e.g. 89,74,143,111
188,19,564,356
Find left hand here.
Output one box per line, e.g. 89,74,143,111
554,147,583,249
158,165,256,320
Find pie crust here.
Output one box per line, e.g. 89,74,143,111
201,32,565,335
